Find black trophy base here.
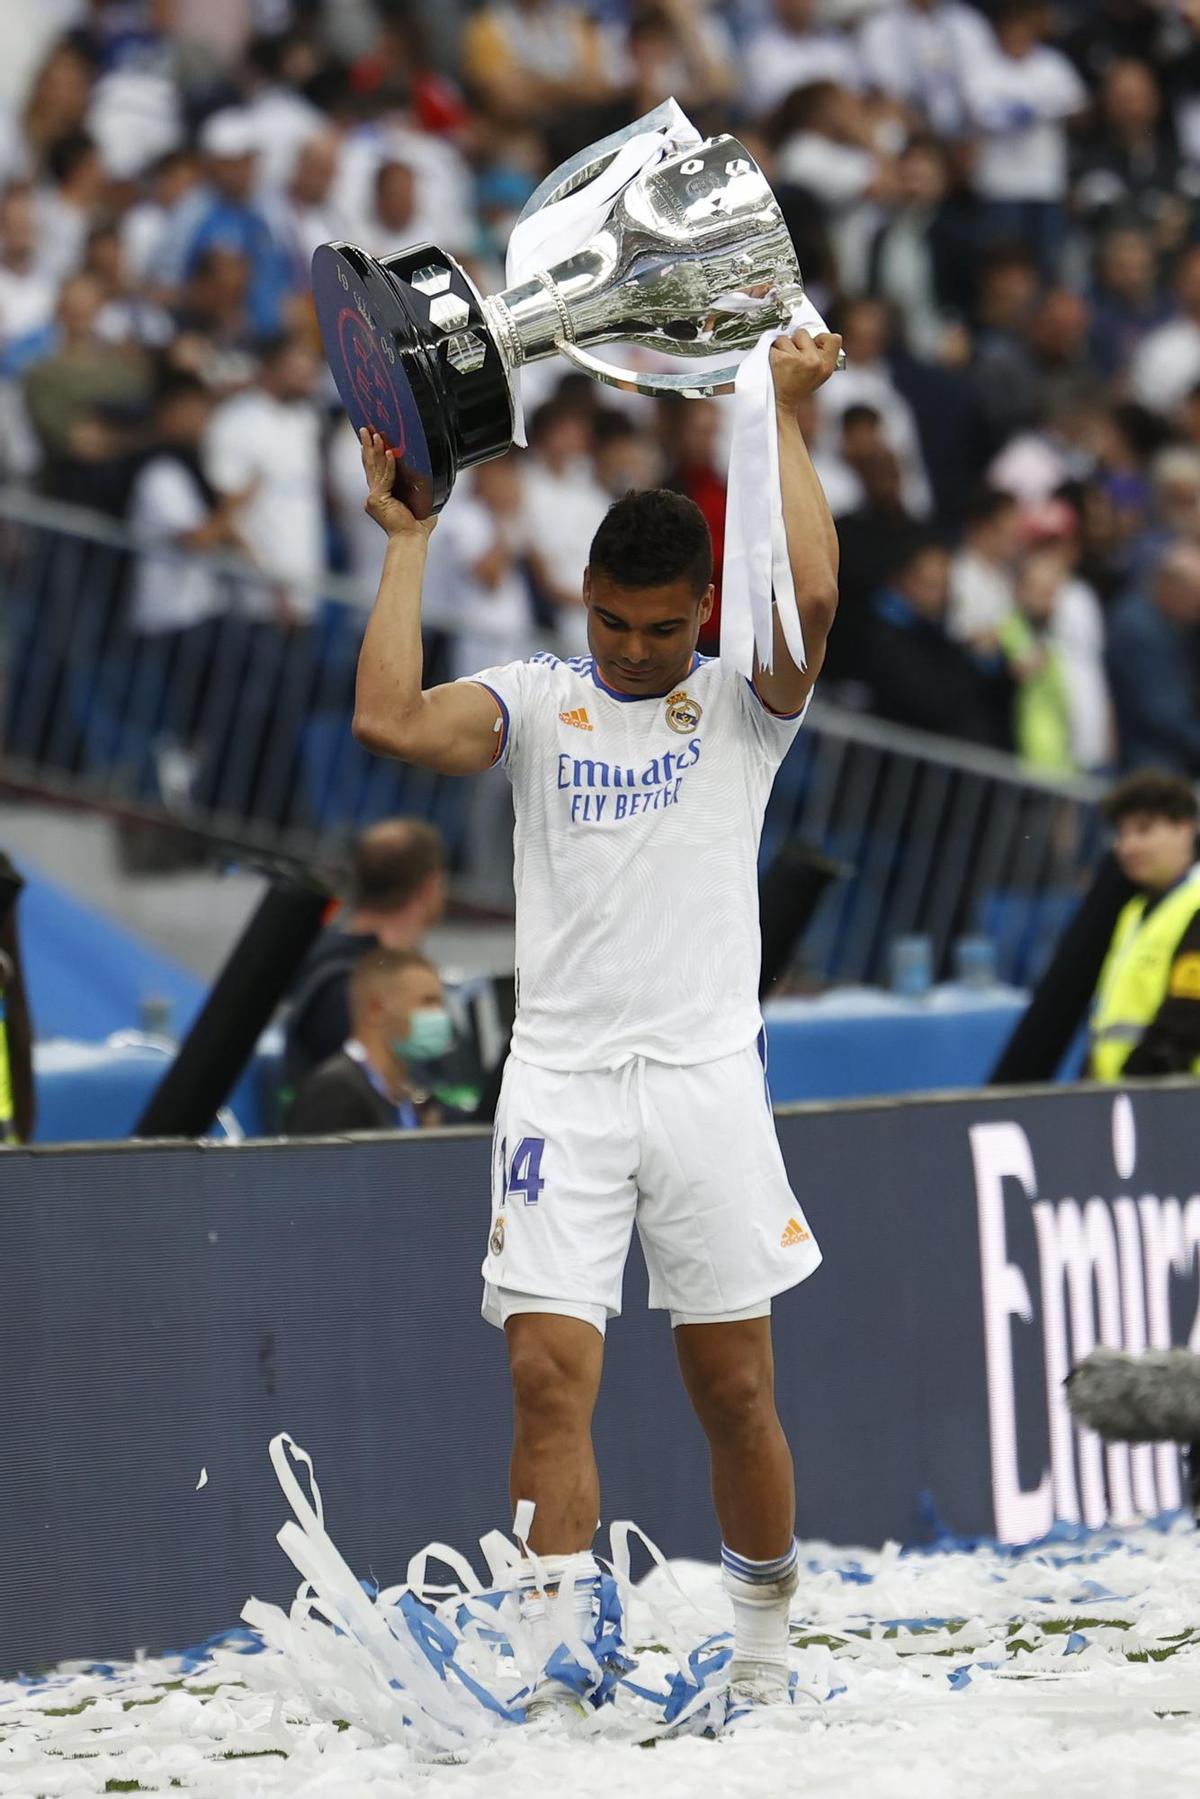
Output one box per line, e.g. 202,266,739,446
312,241,514,519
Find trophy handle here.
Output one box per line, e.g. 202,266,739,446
554,340,739,398
555,336,846,397
516,101,693,225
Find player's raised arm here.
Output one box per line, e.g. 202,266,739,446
351,431,506,774
751,330,843,718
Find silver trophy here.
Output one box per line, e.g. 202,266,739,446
312,105,822,519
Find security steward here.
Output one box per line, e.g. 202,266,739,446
1090,771,1200,1080
284,947,462,1134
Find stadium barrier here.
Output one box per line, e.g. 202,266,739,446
2,1079,1196,1674
1,487,1102,986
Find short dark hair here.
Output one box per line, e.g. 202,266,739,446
630,6,674,43
588,489,713,595
963,485,1018,529
893,531,947,576
245,31,286,80
349,946,437,1019
529,397,577,444
351,819,444,910
978,240,1038,280
155,369,210,410
1101,771,1199,827
47,130,98,187
842,403,882,435
592,409,640,448
193,243,249,281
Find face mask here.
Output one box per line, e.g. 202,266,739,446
392,1007,453,1064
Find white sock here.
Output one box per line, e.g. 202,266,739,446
516,1551,600,1670
721,1541,799,1669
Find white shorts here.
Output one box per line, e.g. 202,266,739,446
480,1042,822,1331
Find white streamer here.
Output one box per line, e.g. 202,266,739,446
720,294,834,680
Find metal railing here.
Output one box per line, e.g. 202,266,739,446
0,487,466,870
767,703,1105,985
0,487,1106,984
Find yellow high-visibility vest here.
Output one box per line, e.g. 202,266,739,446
0,990,12,1143
1090,871,1200,1082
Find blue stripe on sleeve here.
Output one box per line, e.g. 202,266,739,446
468,681,511,764
744,677,809,721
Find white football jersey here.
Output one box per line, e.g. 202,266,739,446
462,652,807,1071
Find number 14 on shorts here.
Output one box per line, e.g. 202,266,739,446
499,1135,546,1205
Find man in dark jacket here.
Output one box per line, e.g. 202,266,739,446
830,446,918,689
865,536,1012,748
285,948,460,1133
281,816,445,1101
1107,543,1200,774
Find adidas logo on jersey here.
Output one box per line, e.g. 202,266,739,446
780,1217,811,1248
559,707,593,731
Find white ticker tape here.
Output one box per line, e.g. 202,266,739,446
512,1499,536,1545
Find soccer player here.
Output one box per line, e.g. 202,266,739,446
353,326,843,1718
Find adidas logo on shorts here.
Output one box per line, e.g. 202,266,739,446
780,1217,811,1248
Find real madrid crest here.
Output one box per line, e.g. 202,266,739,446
665,689,702,734
489,1215,506,1257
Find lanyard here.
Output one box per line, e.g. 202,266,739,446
344,1040,420,1130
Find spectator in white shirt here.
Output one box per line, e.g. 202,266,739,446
337,122,473,259
817,296,933,516
814,399,882,516
522,397,611,656
82,221,173,350
329,417,388,602
125,371,250,807
772,79,899,225
987,380,1106,504
593,408,663,497
947,486,1021,647
424,455,534,902
263,127,348,292
121,147,204,292
238,32,328,194
857,0,988,138
0,183,55,346
960,0,1087,275
426,456,534,679
1130,244,1200,422
866,133,975,360
604,0,737,125
6,36,93,183
743,0,863,120
203,332,326,621
127,371,237,637
35,128,108,287
356,150,462,261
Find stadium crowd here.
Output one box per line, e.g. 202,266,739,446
2,0,1200,785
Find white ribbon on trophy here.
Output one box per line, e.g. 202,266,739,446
721,297,832,682
504,100,703,446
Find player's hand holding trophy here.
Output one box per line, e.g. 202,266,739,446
312,102,839,521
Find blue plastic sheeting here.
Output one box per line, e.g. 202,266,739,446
762,986,1028,1100
15,851,1029,1137
28,990,1031,1144
16,866,204,1042
33,1041,270,1143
